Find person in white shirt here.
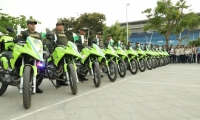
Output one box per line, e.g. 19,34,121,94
184,47,190,63
179,45,185,63
192,45,197,63
188,46,193,63
175,46,180,63
169,46,175,63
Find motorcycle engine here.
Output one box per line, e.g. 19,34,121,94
4,75,11,82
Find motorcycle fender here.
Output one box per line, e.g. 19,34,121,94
0,57,9,70
89,61,93,69
19,65,37,77
105,60,108,66
73,62,77,70
64,63,68,72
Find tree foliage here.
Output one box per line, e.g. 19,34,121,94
58,12,106,44
142,0,200,48
102,22,129,45
188,38,200,46
0,12,40,38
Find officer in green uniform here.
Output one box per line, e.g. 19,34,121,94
47,21,68,54
74,27,89,81
75,27,88,51
18,19,43,93
91,31,103,47
46,21,68,87
105,34,114,46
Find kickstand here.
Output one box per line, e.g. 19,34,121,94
50,79,58,89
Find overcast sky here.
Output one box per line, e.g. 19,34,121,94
0,0,199,32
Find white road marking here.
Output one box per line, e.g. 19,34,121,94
127,81,200,88
10,71,151,120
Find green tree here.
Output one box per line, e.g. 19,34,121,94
0,12,40,38
173,12,200,45
188,38,200,46
102,22,129,45
58,12,106,44
142,0,199,48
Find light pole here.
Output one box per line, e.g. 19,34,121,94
145,36,148,44
149,32,154,44
126,3,130,45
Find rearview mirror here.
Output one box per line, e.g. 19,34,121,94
6,27,15,33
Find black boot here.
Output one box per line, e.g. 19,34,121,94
60,81,68,86
56,80,61,87
36,87,43,93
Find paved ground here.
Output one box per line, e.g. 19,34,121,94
0,63,200,120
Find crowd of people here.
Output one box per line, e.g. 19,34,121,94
168,45,200,63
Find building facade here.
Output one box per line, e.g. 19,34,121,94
120,13,200,47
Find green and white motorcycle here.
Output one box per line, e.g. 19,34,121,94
77,43,105,87
100,45,118,82
37,39,82,95
114,46,127,77
0,27,44,109
123,45,139,75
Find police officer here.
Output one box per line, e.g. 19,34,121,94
106,34,114,46
75,27,89,51
91,31,103,46
18,19,43,93
47,21,68,54
134,42,139,50
46,21,68,87
74,27,89,81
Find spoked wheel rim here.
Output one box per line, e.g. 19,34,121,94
118,60,126,77
109,62,116,79
139,59,145,69
130,60,137,72
147,59,152,68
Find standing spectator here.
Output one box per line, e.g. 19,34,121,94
197,44,200,64
188,46,193,63
179,45,185,63
169,46,175,63
192,45,197,63
175,46,180,63
184,47,190,63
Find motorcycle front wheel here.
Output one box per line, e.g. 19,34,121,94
118,60,126,78
93,62,101,87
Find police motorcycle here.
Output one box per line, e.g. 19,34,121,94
0,27,44,109
114,41,127,78
75,28,105,87
135,45,147,72
97,41,118,82
36,32,82,95
123,42,139,75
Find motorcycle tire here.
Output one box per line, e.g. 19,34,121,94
93,62,101,87
107,60,118,82
118,60,126,78
23,66,32,109
138,58,146,72
68,64,78,95
129,59,138,74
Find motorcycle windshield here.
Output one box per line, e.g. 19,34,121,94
128,48,138,56
117,47,127,56
67,41,83,59
103,45,118,57
92,44,105,58
26,36,44,61
137,49,146,55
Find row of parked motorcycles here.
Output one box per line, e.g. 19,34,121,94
0,27,170,109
